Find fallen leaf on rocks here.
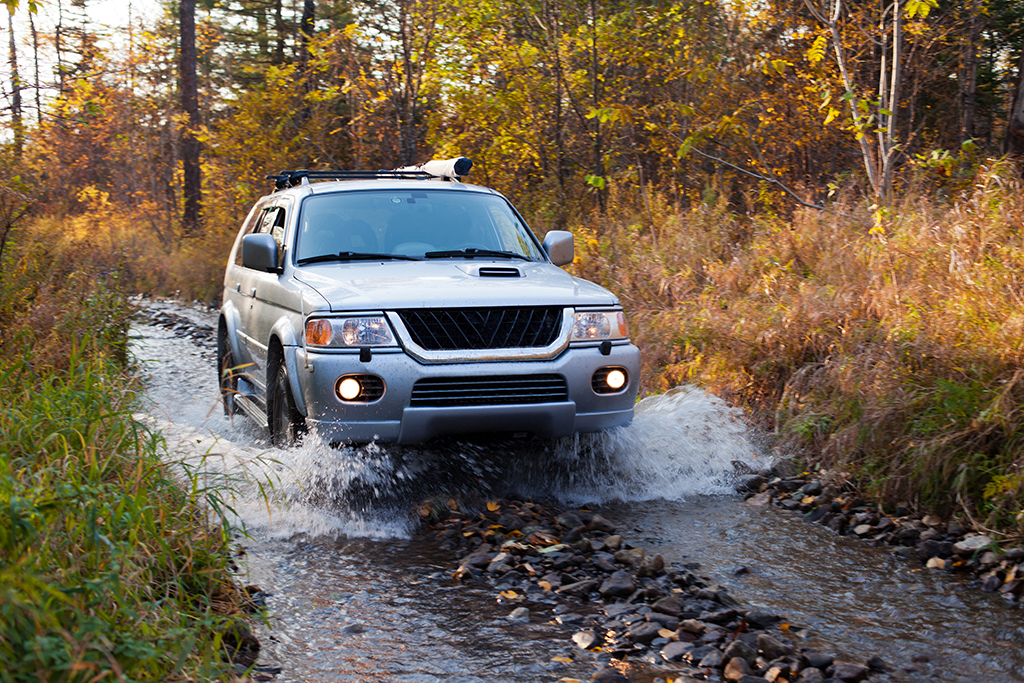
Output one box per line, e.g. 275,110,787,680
500,590,520,599
551,656,573,663
802,496,815,504
557,679,583,683
506,530,523,538
487,501,501,512
658,628,675,638
538,543,569,554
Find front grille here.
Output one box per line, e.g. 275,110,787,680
398,307,563,350
410,374,568,407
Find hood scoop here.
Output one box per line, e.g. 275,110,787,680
457,264,524,278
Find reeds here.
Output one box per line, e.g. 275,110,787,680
573,161,1024,536
0,234,243,681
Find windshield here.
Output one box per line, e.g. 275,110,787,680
294,189,546,262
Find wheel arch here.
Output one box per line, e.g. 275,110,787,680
268,318,307,417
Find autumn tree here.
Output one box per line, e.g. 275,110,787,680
180,0,203,234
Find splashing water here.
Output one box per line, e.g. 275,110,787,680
134,304,764,540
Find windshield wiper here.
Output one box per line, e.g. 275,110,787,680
424,248,530,261
297,251,421,265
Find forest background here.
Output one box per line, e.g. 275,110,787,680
4,0,1024,543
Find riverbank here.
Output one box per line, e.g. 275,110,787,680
744,467,1024,605
0,257,245,680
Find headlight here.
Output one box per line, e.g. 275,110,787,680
305,316,396,347
571,310,628,341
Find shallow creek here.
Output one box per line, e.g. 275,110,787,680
133,300,1024,682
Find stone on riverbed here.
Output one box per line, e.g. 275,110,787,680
600,570,636,598
953,534,994,555
506,607,530,624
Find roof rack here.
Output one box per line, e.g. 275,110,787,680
266,157,473,190
265,169,432,190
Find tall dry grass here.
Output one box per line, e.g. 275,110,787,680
572,161,1024,535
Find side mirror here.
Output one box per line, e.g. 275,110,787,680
241,233,280,272
543,230,574,266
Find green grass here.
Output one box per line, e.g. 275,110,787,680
0,237,245,680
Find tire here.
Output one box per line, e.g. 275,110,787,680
217,329,241,416
268,353,305,447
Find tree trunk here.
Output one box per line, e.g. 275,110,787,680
29,10,40,126
299,0,315,67
1005,50,1024,157
179,0,202,235
8,10,23,160
959,0,982,142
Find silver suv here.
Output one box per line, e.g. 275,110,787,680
217,159,640,445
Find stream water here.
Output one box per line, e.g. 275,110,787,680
134,300,1024,682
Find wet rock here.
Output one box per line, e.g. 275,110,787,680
757,633,794,660
573,629,600,649
723,638,758,665
593,553,619,573
678,619,707,635
921,514,943,527
698,648,725,668
563,527,584,544
738,474,768,492
627,621,663,643
588,514,617,534
604,603,634,618
638,554,665,577
745,492,773,507
497,513,525,531
661,641,693,662
981,574,1002,592
652,596,683,616
459,551,493,569
830,662,868,682
700,608,739,625
724,656,754,681
604,535,623,551
600,571,636,598
866,655,888,672
1005,547,1024,562
746,611,781,628
795,669,825,683
801,480,824,496
614,548,646,566
770,460,800,478
556,579,598,597
953,534,994,555
507,607,530,624
852,524,874,537
803,652,834,670
556,512,584,529
591,667,631,683
916,539,953,561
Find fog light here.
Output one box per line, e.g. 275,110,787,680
338,377,361,400
335,374,386,403
606,369,626,390
592,367,628,394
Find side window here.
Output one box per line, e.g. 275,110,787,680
263,207,287,249
233,205,267,266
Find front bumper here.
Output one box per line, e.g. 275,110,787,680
294,342,640,444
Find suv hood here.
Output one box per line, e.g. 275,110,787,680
294,260,617,311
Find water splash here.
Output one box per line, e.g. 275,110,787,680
134,308,765,540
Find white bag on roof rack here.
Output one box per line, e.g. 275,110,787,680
396,157,472,180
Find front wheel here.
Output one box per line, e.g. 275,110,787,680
268,355,306,447
217,330,242,416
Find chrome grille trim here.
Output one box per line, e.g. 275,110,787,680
386,309,572,364
397,306,563,350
